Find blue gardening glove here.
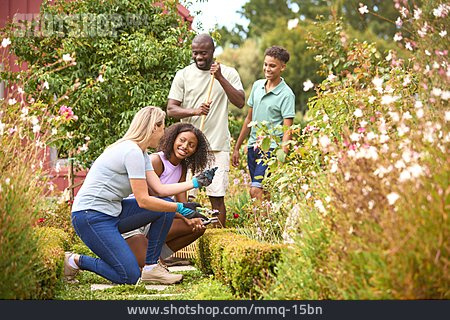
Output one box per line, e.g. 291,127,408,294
176,202,202,217
192,167,218,188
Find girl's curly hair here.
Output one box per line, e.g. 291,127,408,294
158,123,215,174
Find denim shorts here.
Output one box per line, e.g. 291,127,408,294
247,147,272,188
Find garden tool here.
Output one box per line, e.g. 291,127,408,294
200,61,219,131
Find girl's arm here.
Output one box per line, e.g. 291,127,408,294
146,154,195,197
174,165,188,203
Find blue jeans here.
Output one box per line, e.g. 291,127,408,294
71,198,175,284
247,147,273,188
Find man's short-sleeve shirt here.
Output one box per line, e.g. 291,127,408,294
247,78,296,148
168,63,244,152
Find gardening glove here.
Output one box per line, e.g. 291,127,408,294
176,202,202,217
192,167,218,188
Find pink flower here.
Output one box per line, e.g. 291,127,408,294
59,105,75,120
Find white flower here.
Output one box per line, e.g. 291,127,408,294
408,164,423,178
414,100,423,108
368,95,376,104
402,76,411,86
30,116,39,125
368,200,375,210
327,73,337,82
247,121,257,128
32,124,40,133
5,178,11,185
323,114,329,122
353,108,363,118
51,128,58,135
1,38,11,48
413,8,422,20
439,30,447,37
433,4,449,18
399,170,412,182
62,54,73,62
441,91,450,101
395,17,403,27
303,79,314,91
379,134,390,143
18,87,24,94
432,87,442,97
387,192,400,205
301,184,309,192
393,33,403,42
381,95,400,105
330,162,338,173
386,51,392,61
445,111,450,122
319,135,331,149
372,76,383,92
96,75,105,83
43,81,49,90
366,132,377,140
314,199,326,214
416,108,424,118
80,144,88,152
8,98,17,105
425,49,431,56
405,42,413,51
358,4,369,15
287,18,299,30
350,132,360,142
0,121,5,135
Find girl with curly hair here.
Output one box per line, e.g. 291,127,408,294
123,122,216,268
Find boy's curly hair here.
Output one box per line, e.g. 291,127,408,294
264,46,290,63
158,123,215,174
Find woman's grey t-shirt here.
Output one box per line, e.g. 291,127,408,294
72,140,153,217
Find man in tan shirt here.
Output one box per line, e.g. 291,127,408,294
167,34,245,227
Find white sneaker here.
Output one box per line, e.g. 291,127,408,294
64,252,80,283
141,263,183,284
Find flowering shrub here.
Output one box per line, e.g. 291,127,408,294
259,1,449,298
0,37,73,298
1,0,193,167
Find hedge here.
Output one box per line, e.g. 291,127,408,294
194,229,285,299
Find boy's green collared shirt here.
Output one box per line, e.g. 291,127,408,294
247,78,295,148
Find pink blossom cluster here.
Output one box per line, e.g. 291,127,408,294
59,105,76,120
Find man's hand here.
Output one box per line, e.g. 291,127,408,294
195,101,211,116
210,62,223,80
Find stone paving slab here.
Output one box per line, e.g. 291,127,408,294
168,265,197,272
91,284,168,291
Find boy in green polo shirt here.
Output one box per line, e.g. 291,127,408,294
232,46,295,201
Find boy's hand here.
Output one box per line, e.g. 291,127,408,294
232,149,240,167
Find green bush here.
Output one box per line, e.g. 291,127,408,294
195,229,285,299
33,226,69,299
